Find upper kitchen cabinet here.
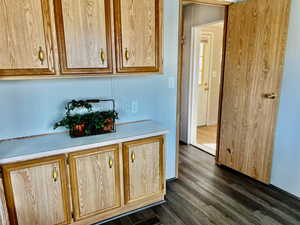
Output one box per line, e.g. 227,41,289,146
54,0,113,75
0,0,55,76
114,0,162,73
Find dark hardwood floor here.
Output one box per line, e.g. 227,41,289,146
103,144,300,225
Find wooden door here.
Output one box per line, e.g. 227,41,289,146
2,155,70,225
114,0,162,73
54,0,113,74
68,145,121,221
123,136,165,204
218,0,291,183
0,0,55,76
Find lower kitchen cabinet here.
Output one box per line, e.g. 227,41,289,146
2,155,70,225
0,135,166,225
123,136,165,204
68,145,121,221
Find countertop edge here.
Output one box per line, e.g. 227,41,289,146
0,130,168,164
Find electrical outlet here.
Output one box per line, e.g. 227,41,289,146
124,103,131,113
132,101,138,114
168,77,175,89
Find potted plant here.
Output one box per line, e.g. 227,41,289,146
54,99,118,138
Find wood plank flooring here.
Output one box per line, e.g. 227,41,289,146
103,144,300,225
197,125,217,146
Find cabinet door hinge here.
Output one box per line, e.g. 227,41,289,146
71,212,75,219
66,157,70,165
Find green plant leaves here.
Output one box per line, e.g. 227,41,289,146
54,99,118,138
54,111,118,130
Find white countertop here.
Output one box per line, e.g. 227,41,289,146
0,121,168,164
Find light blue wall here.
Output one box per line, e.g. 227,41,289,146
271,0,300,198
0,0,179,179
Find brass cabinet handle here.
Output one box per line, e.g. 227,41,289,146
38,46,45,65
124,48,130,61
52,167,58,182
264,93,277,99
131,151,135,163
109,157,113,168
100,48,105,65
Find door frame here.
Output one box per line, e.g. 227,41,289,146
176,0,231,177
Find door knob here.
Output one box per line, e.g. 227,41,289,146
204,87,209,91
264,93,277,99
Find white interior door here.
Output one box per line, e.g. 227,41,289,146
197,37,212,126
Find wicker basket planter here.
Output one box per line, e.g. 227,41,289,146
54,99,118,138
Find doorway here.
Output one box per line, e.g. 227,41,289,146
177,0,290,183
179,2,226,156
191,22,224,155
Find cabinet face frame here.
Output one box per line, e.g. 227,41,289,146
54,0,113,75
1,155,71,225
68,145,121,221
123,136,165,205
114,0,162,73
0,178,9,225
0,0,55,76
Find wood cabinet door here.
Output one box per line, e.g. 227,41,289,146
0,0,55,76
68,145,121,221
114,0,162,73
54,0,113,75
218,0,291,183
123,136,165,204
2,155,70,225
